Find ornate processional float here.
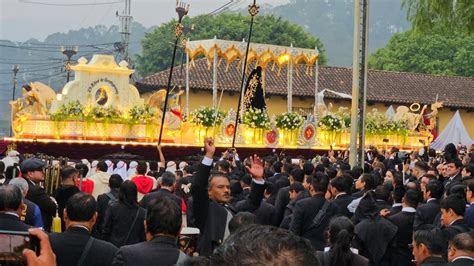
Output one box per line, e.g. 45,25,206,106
6,49,438,151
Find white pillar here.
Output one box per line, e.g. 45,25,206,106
212,36,218,108
287,44,294,113
185,40,190,118
314,47,319,119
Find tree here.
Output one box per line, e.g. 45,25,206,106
368,31,473,77
402,0,474,34
136,13,326,76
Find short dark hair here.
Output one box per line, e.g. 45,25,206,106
75,163,89,178
137,161,147,175
464,164,474,176
208,173,230,185
283,163,294,174
360,173,376,190
228,212,256,234
146,197,181,236
148,161,158,171
290,168,304,183
109,174,123,189
440,195,466,216
97,161,108,172
392,185,406,204
0,185,22,211
446,158,463,169
325,167,337,180
302,162,314,176
314,164,325,173
240,174,252,186
414,161,429,173
65,193,97,222
425,180,444,199
448,184,467,199
330,176,349,193
211,225,319,266
183,165,193,174
60,166,78,181
449,233,474,253
311,172,329,193
290,181,305,193
413,229,447,255
272,161,282,173
161,172,176,187
217,160,231,173
404,189,420,208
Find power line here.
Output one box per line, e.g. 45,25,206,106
19,0,124,7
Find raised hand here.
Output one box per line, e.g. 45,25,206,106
245,154,264,180
204,137,216,158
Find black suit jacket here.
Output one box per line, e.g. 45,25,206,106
237,199,276,226
94,189,119,239
414,199,440,230
333,193,354,218
112,236,183,266
191,162,265,257
274,186,291,225
448,258,474,266
316,250,369,266
0,212,31,231
389,205,403,216
25,178,56,231
442,219,471,241
444,173,462,191
49,226,118,266
420,256,446,265
388,210,416,266
140,188,181,210
102,202,146,247
289,194,329,251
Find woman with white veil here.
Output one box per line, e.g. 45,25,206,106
128,161,138,179
87,160,98,177
113,161,128,181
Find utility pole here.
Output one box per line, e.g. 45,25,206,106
117,0,132,63
10,64,19,137
61,46,78,82
349,0,369,168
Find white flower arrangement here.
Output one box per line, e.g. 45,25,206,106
190,106,226,128
275,112,304,130
243,107,270,129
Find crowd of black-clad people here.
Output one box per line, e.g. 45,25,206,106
0,139,473,266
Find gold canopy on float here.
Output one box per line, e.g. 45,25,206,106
183,38,320,116
185,38,319,72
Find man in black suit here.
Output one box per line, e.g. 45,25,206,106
49,192,118,266
388,185,405,216
290,172,334,251
20,158,56,231
140,172,181,209
411,228,447,266
414,180,443,230
274,168,304,225
443,159,463,191
94,174,122,238
328,175,353,218
440,195,471,241
388,189,420,266
267,161,286,184
447,233,474,265
113,197,187,265
374,185,392,211
0,185,30,231
191,137,266,257
236,191,276,226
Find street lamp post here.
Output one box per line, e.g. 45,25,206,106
10,64,20,137
61,46,78,82
157,0,190,145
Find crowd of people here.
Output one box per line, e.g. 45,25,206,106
0,139,473,266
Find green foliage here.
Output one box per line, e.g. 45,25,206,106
275,112,304,130
369,31,474,77
50,101,84,121
402,0,474,34
137,13,326,76
190,106,226,128
365,109,409,135
84,106,123,122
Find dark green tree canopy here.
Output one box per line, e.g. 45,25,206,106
368,31,473,77
137,13,326,76
402,0,474,34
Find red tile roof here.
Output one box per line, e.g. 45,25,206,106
137,59,474,109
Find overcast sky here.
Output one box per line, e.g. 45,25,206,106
0,0,289,42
